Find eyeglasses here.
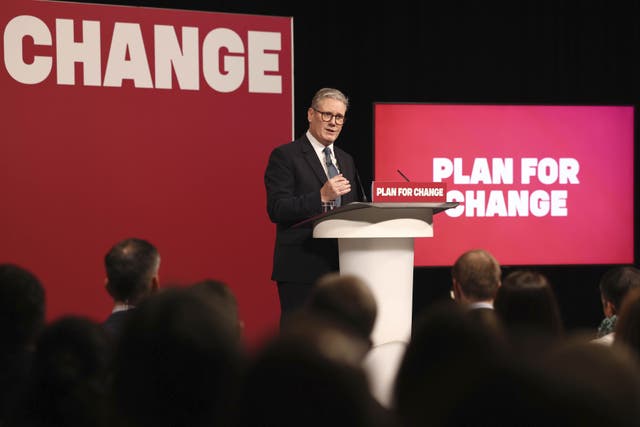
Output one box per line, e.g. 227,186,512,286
313,108,346,125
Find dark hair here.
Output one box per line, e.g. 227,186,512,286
17,316,113,427
452,249,501,300
599,266,640,314
615,288,640,356
538,336,640,427
306,273,377,342
0,263,45,351
394,300,509,426
236,316,381,427
112,288,243,427
104,238,159,303
494,270,563,338
189,279,241,339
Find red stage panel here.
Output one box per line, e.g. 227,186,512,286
1,0,293,346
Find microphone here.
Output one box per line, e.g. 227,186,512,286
397,169,411,182
355,168,368,202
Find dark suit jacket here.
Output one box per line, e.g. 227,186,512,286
103,309,132,338
265,134,363,283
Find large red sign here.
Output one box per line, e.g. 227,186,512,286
1,0,293,346
375,103,635,267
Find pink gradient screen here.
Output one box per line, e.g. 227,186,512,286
374,104,635,266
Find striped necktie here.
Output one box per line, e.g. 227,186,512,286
323,147,341,207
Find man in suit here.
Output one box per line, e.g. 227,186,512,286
451,249,504,339
103,238,160,338
265,87,364,325
451,248,501,309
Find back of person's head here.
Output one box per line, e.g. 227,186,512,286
188,278,243,340
393,300,514,426
0,263,45,353
236,312,387,427
111,287,243,427
539,335,640,427
0,264,45,424
614,288,640,358
494,270,564,348
306,273,377,345
451,249,501,303
13,316,113,427
104,238,159,304
600,266,640,314
280,310,373,368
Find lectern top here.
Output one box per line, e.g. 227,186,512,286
292,201,459,229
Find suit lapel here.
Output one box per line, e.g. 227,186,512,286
335,148,356,203
299,136,328,184
334,149,351,179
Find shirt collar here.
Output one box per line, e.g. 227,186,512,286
468,301,494,310
306,130,334,155
112,302,134,313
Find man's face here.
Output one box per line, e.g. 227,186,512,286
307,97,346,146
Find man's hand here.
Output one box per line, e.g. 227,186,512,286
320,174,351,202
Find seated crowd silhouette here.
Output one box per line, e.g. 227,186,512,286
2,240,640,427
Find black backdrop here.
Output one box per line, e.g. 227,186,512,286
77,1,639,332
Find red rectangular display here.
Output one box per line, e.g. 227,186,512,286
374,103,635,266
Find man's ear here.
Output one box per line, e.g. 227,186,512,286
452,279,461,301
150,275,159,293
604,300,616,317
105,278,115,298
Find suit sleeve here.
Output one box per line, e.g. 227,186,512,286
265,146,322,224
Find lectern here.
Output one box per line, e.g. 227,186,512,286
309,202,458,347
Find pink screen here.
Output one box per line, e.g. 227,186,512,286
374,103,635,266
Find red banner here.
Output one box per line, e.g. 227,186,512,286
1,0,293,346
372,182,447,203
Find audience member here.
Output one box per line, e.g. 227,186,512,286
393,300,627,427
235,311,394,427
613,287,640,359
189,278,244,341
493,269,564,355
0,263,45,424
111,287,244,427
281,309,372,368
305,273,377,348
451,248,501,309
451,249,504,337
302,273,406,408
103,237,160,338
9,316,113,427
393,300,523,427
539,335,640,427
594,266,640,344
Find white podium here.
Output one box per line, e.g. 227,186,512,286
309,202,457,347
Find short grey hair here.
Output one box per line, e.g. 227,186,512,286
311,88,349,111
